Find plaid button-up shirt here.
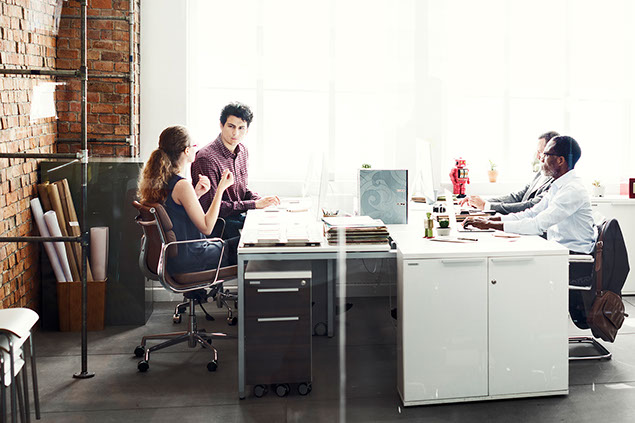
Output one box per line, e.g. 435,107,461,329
191,135,260,217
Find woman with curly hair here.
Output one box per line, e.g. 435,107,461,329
138,125,238,273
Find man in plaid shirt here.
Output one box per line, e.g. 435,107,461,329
191,102,280,238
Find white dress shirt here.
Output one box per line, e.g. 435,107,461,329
500,169,596,253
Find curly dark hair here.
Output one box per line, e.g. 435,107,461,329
220,102,254,127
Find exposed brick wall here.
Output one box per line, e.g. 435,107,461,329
56,0,140,157
0,0,141,310
0,0,59,309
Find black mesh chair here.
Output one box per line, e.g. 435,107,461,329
569,218,630,361
132,201,237,372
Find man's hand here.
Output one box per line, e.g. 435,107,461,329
194,174,211,198
255,196,281,209
463,216,491,230
460,195,485,210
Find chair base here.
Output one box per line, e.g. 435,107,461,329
135,298,227,372
569,336,612,361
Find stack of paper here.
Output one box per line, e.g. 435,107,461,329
323,216,389,245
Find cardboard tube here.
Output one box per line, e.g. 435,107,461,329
90,227,109,281
47,183,80,281
31,198,67,282
43,210,73,282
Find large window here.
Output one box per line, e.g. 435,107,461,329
187,0,635,191
187,0,416,186
428,0,635,185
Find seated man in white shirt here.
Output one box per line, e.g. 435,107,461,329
463,135,596,254
459,131,558,214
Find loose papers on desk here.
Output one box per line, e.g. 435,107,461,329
322,216,389,245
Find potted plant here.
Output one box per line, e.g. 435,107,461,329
591,180,605,197
437,219,451,236
488,160,498,183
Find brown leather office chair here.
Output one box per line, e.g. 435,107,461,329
569,218,630,361
132,201,237,372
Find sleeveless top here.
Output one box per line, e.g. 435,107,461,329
164,175,224,273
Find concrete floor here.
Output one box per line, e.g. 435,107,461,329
24,296,635,422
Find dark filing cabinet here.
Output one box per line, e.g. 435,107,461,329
244,262,313,397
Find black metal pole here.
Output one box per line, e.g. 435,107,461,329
0,153,78,159
73,0,94,380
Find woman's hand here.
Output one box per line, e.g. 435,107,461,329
194,174,211,198
218,169,234,191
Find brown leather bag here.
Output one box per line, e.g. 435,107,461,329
586,238,627,342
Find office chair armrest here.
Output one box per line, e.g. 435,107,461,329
157,238,227,293
217,217,226,239
569,285,592,291
569,255,594,263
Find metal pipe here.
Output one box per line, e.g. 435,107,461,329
73,0,94,380
0,68,79,77
89,73,130,80
57,138,129,143
0,236,81,243
0,152,79,159
61,15,128,21
128,0,136,156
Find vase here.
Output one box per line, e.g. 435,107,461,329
488,170,498,183
591,185,605,197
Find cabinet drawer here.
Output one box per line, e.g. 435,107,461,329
245,317,312,384
245,279,310,318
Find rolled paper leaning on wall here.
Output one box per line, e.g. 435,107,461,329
31,198,66,283
46,182,80,281
43,210,73,282
90,227,109,282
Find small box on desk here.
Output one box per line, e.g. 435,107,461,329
57,279,106,331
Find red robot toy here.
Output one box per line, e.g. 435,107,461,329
449,158,469,198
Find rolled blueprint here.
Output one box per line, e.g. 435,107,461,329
43,210,73,282
31,198,66,283
90,227,109,281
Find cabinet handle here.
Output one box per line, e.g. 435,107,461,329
257,317,300,322
257,288,299,293
440,259,486,265
249,281,261,285
490,257,534,263
491,279,497,285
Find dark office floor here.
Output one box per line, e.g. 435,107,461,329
29,296,635,423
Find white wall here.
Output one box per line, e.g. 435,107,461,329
139,0,188,161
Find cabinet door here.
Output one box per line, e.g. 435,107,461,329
488,255,568,396
400,258,488,402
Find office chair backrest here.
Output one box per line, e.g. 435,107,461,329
594,218,630,296
132,201,178,279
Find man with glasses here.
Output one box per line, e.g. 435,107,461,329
459,131,559,214
463,135,596,254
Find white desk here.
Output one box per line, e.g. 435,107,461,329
237,209,393,399
390,229,569,406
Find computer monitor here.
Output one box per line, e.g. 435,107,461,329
413,139,436,204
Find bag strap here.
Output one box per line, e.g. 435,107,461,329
595,224,605,296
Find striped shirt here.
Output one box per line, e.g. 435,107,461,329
191,135,260,217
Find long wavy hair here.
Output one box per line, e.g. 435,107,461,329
137,126,190,204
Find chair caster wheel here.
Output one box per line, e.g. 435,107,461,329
228,316,238,326
173,314,181,324
275,383,290,397
134,346,145,358
137,360,149,372
298,382,312,396
234,300,238,309
313,322,327,336
253,384,268,398
207,360,218,372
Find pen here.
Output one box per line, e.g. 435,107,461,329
457,237,478,241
